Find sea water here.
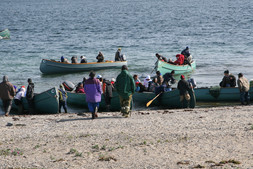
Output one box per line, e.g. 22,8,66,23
0,0,253,93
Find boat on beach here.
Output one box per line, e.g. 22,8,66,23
155,59,196,75
0,29,10,39
40,59,127,74
194,86,253,102
0,87,59,114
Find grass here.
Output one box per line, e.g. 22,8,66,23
98,154,117,161
33,144,40,149
0,148,23,156
68,148,77,154
92,145,99,150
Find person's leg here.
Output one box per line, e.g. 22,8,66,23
63,101,68,113
180,95,184,108
59,101,62,113
5,99,12,116
185,94,191,108
240,92,245,105
121,95,132,117
245,92,250,105
88,102,97,119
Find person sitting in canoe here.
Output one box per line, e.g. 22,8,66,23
80,56,87,63
71,56,78,63
147,78,159,92
96,52,104,62
154,71,163,86
156,53,167,62
168,54,184,65
60,56,69,63
133,74,141,83
75,82,85,93
181,46,192,66
163,70,176,87
143,75,152,90
219,70,236,87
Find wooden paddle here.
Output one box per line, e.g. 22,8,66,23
146,92,162,107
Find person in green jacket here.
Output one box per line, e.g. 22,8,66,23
115,65,135,117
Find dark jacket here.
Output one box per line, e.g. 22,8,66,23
220,74,236,87
103,80,113,98
26,83,35,100
177,79,191,95
115,70,135,99
181,48,190,58
163,73,176,85
96,54,104,62
0,76,16,100
115,50,121,61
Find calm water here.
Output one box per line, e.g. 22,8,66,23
1,0,253,93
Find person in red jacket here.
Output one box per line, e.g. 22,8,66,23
174,54,184,65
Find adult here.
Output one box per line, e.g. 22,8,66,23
61,56,65,62
96,52,104,62
220,70,236,87
58,84,68,113
174,54,184,65
156,53,167,62
154,71,163,85
181,46,191,58
115,65,135,117
115,48,122,61
163,70,176,87
237,73,250,105
103,79,113,111
80,56,87,63
143,75,152,90
26,78,35,114
177,75,191,108
0,76,16,116
14,86,26,113
71,56,78,63
133,74,141,83
84,71,102,119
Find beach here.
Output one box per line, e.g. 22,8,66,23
1,105,253,168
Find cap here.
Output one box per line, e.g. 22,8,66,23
181,75,185,79
97,75,102,79
224,70,229,74
21,86,25,88
111,78,115,82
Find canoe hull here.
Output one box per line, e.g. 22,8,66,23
0,87,59,114
195,86,253,102
133,89,196,108
0,29,10,39
156,60,196,75
67,91,121,111
40,59,127,74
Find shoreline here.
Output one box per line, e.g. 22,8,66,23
1,105,253,168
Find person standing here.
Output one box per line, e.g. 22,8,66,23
237,73,250,105
14,86,26,113
115,65,135,117
103,79,113,111
0,76,16,116
26,78,35,114
115,48,122,61
84,71,102,119
58,84,68,113
177,75,191,108
163,70,176,87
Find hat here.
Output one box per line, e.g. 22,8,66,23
118,48,121,50
238,73,243,77
111,78,115,82
21,86,25,88
181,75,185,79
97,75,102,79
145,75,151,80
224,70,229,74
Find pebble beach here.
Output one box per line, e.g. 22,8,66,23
1,105,253,169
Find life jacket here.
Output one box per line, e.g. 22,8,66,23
58,89,67,101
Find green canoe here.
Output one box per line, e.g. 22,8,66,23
0,29,10,39
133,89,196,109
0,87,59,114
195,86,253,102
155,59,196,75
67,91,121,111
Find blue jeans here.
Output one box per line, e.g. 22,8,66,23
240,91,250,104
87,102,99,113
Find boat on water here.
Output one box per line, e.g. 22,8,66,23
0,29,10,39
0,87,59,114
67,91,121,111
40,59,127,74
155,59,196,75
133,89,196,108
195,86,253,102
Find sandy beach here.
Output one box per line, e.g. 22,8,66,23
1,105,253,169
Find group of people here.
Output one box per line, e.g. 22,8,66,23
156,47,192,66
59,48,126,64
0,76,35,116
220,70,250,105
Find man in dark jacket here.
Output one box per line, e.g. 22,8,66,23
163,70,176,87
115,48,122,61
0,76,16,116
177,75,191,108
115,65,135,117
220,70,236,87
26,78,35,113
